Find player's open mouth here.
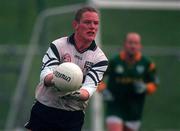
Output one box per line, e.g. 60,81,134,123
87,31,95,36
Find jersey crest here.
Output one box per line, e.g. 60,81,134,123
115,65,124,74
62,53,71,62
84,61,94,72
136,65,145,74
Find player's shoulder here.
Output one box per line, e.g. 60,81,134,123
141,55,156,69
141,55,152,63
95,46,108,61
52,36,68,44
52,36,71,48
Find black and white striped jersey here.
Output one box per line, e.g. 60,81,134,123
36,34,108,111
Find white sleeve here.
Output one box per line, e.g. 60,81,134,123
82,60,108,97
40,43,61,83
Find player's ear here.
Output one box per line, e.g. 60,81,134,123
72,20,78,30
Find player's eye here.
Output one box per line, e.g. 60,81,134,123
94,21,99,25
83,20,91,24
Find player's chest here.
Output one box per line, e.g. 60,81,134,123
60,50,95,74
113,62,147,77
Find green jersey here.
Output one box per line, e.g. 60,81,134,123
105,51,158,121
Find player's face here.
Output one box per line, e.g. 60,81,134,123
124,33,142,55
74,11,99,43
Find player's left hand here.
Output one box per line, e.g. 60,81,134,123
97,81,107,92
61,90,81,100
134,81,147,94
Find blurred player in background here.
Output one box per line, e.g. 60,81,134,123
25,6,108,131
102,32,159,131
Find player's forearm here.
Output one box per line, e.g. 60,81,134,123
44,74,90,101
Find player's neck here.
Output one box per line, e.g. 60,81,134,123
74,34,91,52
125,52,136,64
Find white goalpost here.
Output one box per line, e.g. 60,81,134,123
89,0,180,10
88,0,180,131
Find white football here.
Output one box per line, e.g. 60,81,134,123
53,62,83,93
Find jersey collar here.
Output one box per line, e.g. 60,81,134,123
119,51,142,62
68,33,97,53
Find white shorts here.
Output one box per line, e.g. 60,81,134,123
106,116,141,131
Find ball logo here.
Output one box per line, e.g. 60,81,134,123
54,71,71,82
53,62,83,93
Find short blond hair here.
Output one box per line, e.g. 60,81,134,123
74,6,99,22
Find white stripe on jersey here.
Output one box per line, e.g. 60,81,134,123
36,34,108,111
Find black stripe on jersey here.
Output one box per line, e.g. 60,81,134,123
46,53,51,59
93,60,108,67
86,73,98,86
41,62,60,70
89,69,100,82
86,60,108,85
50,43,60,61
44,57,57,66
41,57,59,70
47,62,60,67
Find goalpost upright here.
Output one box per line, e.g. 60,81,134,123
88,1,180,131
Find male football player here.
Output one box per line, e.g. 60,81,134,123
25,6,108,131
104,32,159,131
